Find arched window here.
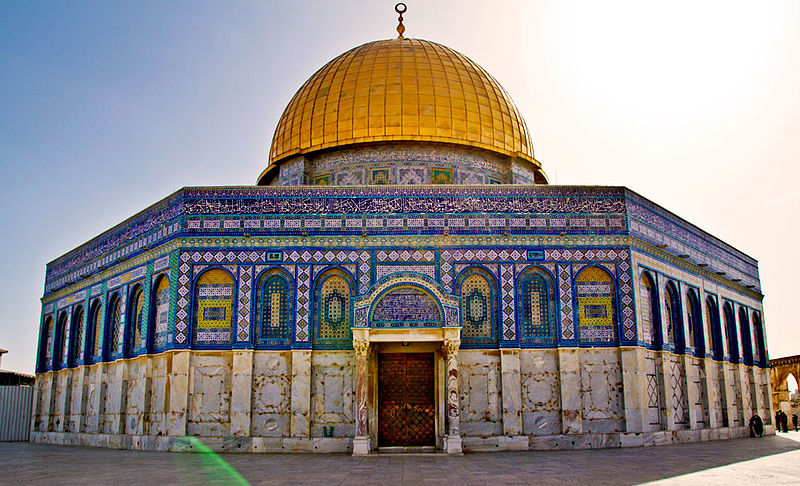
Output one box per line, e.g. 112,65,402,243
723,302,738,363
517,267,556,345
576,266,618,343
69,306,84,367
686,289,704,356
193,268,234,347
150,275,170,352
738,307,753,365
40,315,53,371
88,299,102,362
752,311,766,367
105,294,123,360
255,269,293,347
458,268,498,347
639,272,660,348
705,296,722,360
126,284,145,357
664,282,684,353
313,270,353,349
56,311,69,370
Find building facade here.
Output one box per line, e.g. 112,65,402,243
31,35,772,454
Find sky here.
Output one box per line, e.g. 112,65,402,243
1,0,798,374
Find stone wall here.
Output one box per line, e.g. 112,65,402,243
30,349,773,453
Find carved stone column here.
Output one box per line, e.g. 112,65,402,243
443,338,462,454
352,339,371,455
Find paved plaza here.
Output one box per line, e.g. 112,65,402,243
3,432,800,485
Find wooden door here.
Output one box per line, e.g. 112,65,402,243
378,353,435,446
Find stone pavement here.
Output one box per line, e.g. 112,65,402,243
3,432,800,486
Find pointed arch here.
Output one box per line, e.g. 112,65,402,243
39,315,54,372
192,268,235,348
313,267,354,349
69,305,85,368
723,302,739,363
125,283,145,357
55,311,69,370
664,281,684,353
149,273,171,352
705,296,723,360
685,288,704,357
457,266,499,347
639,271,661,348
254,267,293,347
575,266,618,344
87,299,102,363
516,265,556,345
105,293,123,360
752,311,766,367
738,307,753,365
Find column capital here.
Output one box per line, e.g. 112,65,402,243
354,340,370,357
443,338,460,356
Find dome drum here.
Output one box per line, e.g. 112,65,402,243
262,141,546,186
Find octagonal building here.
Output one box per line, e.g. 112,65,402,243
31,28,773,454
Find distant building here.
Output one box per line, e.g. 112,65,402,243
31,11,772,453
0,349,34,386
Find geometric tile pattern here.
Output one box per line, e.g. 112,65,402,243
295,265,311,342
255,271,291,345
459,270,497,345
175,250,265,346
557,264,574,341
499,264,516,341
520,272,552,340
617,258,635,341
236,266,253,342
313,273,352,349
575,267,617,343
192,268,234,346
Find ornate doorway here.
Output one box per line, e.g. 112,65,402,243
378,353,435,447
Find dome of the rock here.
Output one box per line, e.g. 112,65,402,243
258,38,545,185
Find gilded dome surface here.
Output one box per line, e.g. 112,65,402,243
262,38,539,183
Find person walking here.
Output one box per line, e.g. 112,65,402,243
776,410,782,431
793,413,798,432
782,411,790,433
749,414,764,437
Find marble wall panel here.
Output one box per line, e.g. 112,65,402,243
519,349,562,435
310,351,355,438
251,352,291,437
579,349,625,433
459,350,503,436
187,353,232,437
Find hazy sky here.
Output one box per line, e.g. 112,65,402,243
1,1,798,374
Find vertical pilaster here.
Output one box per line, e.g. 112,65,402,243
661,352,678,430
705,360,722,429
500,349,523,436
167,350,190,436
558,347,583,434
443,338,462,454
620,347,647,433
86,364,105,433
230,350,254,436
352,341,370,455
68,367,88,433
54,370,70,432
723,363,738,427
683,355,701,429
290,350,312,438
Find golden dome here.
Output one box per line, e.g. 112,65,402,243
260,38,540,184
